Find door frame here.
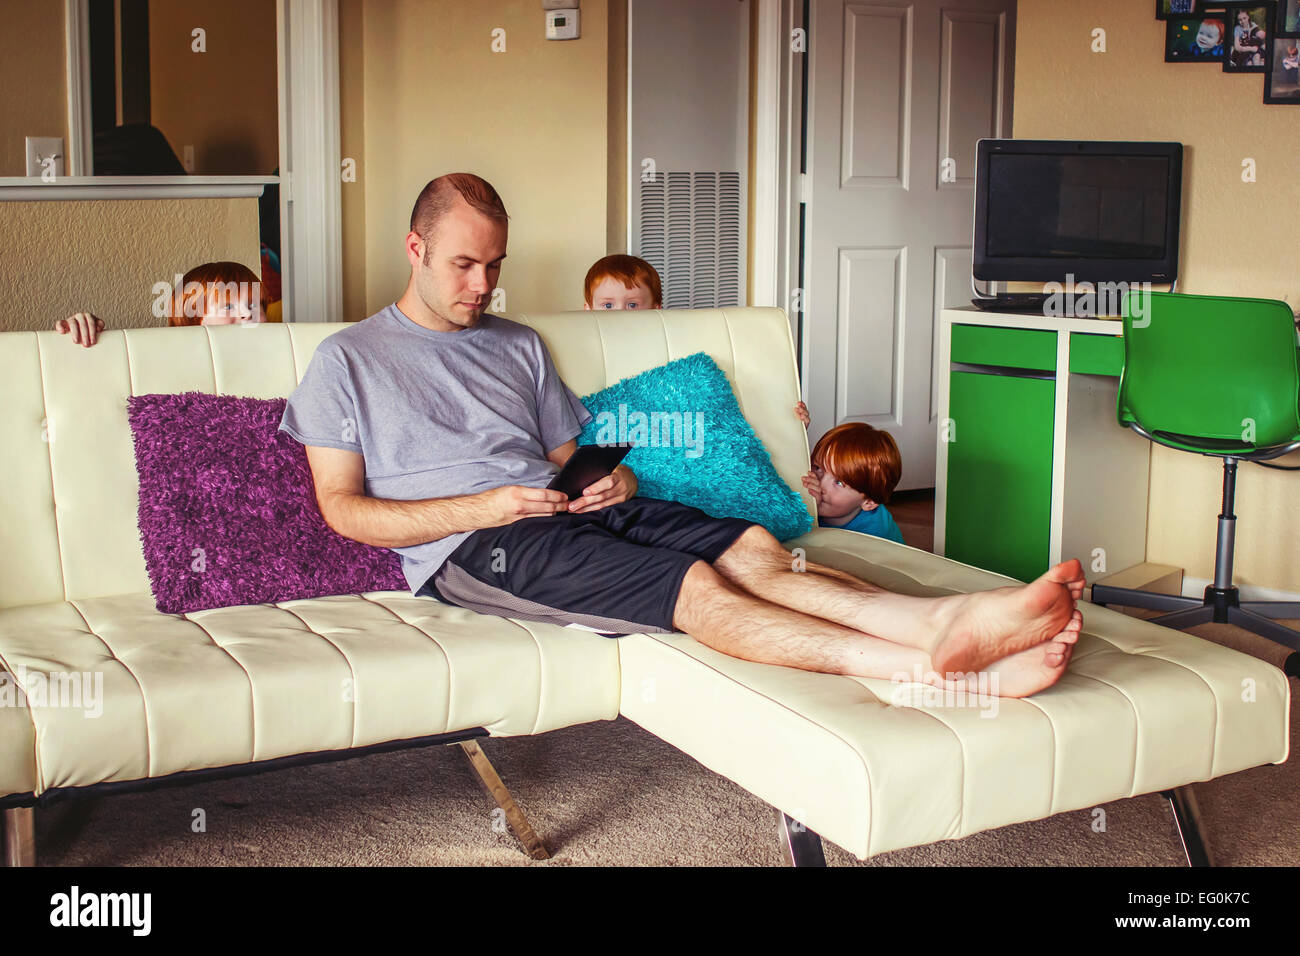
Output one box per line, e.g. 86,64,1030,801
753,0,807,371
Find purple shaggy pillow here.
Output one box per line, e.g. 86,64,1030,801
127,391,407,613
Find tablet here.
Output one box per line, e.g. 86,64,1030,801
547,444,632,499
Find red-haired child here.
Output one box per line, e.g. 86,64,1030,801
54,260,265,347
583,254,662,312
583,253,811,426
801,422,905,544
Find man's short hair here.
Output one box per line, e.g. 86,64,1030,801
409,173,509,254
583,254,663,307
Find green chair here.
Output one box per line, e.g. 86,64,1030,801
1091,290,1300,678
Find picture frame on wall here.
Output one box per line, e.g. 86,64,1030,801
1264,35,1300,99
1166,13,1231,60
1276,0,1300,34
1224,3,1273,71
1157,0,1201,18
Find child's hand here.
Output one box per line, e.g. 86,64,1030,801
801,469,823,505
54,313,104,347
794,401,810,428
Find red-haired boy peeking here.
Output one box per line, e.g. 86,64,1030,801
54,261,265,347
583,254,662,312
583,253,811,427
801,422,905,544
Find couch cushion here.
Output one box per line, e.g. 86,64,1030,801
516,308,814,522
617,527,1291,860
576,352,812,541
127,391,406,613
0,592,619,798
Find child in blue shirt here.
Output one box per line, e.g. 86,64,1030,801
801,422,905,545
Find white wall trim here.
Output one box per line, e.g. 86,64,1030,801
279,0,343,323
64,0,92,176
0,176,274,201
777,0,806,367
753,0,783,308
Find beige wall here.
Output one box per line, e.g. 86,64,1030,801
1014,0,1300,592
0,1,69,176
149,0,279,175
0,198,260,333
606,0,628,255
350,0,610,317
340,0,367,321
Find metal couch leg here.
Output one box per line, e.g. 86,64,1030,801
2,807,35,867
457,740,550,860
1162,786,1213,867
775,808,826,867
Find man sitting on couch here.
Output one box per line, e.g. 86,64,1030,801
279,173,1085,699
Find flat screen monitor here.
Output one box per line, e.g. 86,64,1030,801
972,139,1183,285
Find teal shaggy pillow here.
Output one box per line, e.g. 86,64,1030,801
578,352,812,541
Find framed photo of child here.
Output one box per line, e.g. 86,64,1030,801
1224,3,1273,71
1264,35,1300,99
1166,13,1231,60
1276,0,1300,34
1157,0,1203,17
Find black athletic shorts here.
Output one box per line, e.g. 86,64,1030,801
418,497,756,635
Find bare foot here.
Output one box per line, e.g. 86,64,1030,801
928,609,1082,698
931,560,1083,675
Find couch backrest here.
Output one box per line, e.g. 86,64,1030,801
0,307,811,608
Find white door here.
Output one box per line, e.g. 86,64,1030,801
802,0,1015,489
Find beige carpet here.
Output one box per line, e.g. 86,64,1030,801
31,663,1297,867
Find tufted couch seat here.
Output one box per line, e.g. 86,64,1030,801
0,307,1289,865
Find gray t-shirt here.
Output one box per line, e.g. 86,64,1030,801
278,303,593,594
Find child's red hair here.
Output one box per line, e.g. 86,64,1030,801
811,423,902,505
169,261,260,326
584,254,663,307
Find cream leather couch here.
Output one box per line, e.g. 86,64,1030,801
0,308,1290,866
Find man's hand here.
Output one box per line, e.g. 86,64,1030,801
566,464,637,514
480,484,571,525
307,444,570,548
54,312,105,347
801,468,824,506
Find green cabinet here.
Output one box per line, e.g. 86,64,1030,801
939,313,1144,587
944,368,1056,582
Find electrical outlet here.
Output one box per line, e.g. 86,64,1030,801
25,137,64,178
182,145,195,172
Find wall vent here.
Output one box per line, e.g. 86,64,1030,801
638,171,742,308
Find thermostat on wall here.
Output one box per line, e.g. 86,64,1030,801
546,9,579,40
